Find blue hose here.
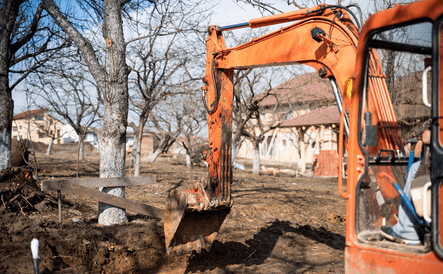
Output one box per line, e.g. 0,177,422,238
392,182,427,227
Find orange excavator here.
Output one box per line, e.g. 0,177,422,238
164,0,443,272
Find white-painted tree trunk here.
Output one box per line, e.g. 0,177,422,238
79,137,85,161
98,126,128,225
0,129,12,171
131,138,137,167
148,148,162,163
252,143,260,175
0,2,13,171
46,138,54,155
185,149,191,167
134,150,141,176
134,128,144,177
231,143,238,163
300,141,306,172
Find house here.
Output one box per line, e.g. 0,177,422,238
279,106,340,176
126,131,159,157
62,124,98,147
236,69,431,176
236,72,339,175
12,109,64,145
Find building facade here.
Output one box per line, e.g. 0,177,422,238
235,73,340,174
12,109,64,145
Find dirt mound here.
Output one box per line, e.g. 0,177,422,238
0,168,50,213
0,167,181,274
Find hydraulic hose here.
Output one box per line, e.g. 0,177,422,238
203,57,221,113
307,4,361,29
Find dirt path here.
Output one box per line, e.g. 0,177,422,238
0,152,346,273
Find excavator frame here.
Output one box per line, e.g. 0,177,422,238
345,0,443,272
164,0,443,272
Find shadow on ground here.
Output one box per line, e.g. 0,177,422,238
185,219,345,273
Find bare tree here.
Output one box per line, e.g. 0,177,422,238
0,0,65,171
42,0,135,225
126,0,205,176
177,93,207,167
29,57,100,159
230,68,280,174
147,100,183,163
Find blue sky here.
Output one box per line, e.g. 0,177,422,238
11,0,410,116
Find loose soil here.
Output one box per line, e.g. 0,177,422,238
0,149,346,274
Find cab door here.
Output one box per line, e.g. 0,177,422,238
431,16,443,259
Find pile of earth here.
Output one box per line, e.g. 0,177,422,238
0,168,181,274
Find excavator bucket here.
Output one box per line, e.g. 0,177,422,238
164,182,231,255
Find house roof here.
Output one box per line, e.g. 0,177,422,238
13,109,47,120
280,106,340,128
259,72,334,107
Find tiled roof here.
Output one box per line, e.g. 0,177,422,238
279,106,339,128
259,72,334,107
13,109,46,120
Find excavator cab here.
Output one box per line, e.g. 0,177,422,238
344,1,443,272
355,20,433,245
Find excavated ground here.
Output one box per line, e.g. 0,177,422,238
0,150,345,273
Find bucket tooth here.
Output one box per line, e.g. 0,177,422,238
187,242,192,254
197,238,202,254
166,245,172,255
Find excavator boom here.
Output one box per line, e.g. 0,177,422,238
164,4,366,255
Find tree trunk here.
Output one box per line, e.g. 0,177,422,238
79,137,84,160
231,142,238,163
0,83,12,171
97,0,130,226
300,139,306,173
185,149,191,167
0,0,16,172
231,137,244,163
148,147,162,163
134,126,143,177
131,137,137,167
98,107,128,225
252,142,260,175
46,138,54,155
148,135,174,163
134,150,141,176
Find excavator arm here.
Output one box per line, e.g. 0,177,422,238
164,4,403,255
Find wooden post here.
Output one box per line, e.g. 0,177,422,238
58,190,62,223
299,127,307,173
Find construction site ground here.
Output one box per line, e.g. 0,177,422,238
0,148,346,274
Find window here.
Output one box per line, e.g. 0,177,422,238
281,139,287,149
49,119,53,125
13,126,17,131
356,21,433,245
34,115,43,121
38,134,44,138
39,125,44,131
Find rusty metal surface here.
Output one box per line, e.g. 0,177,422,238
164,182,231,255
